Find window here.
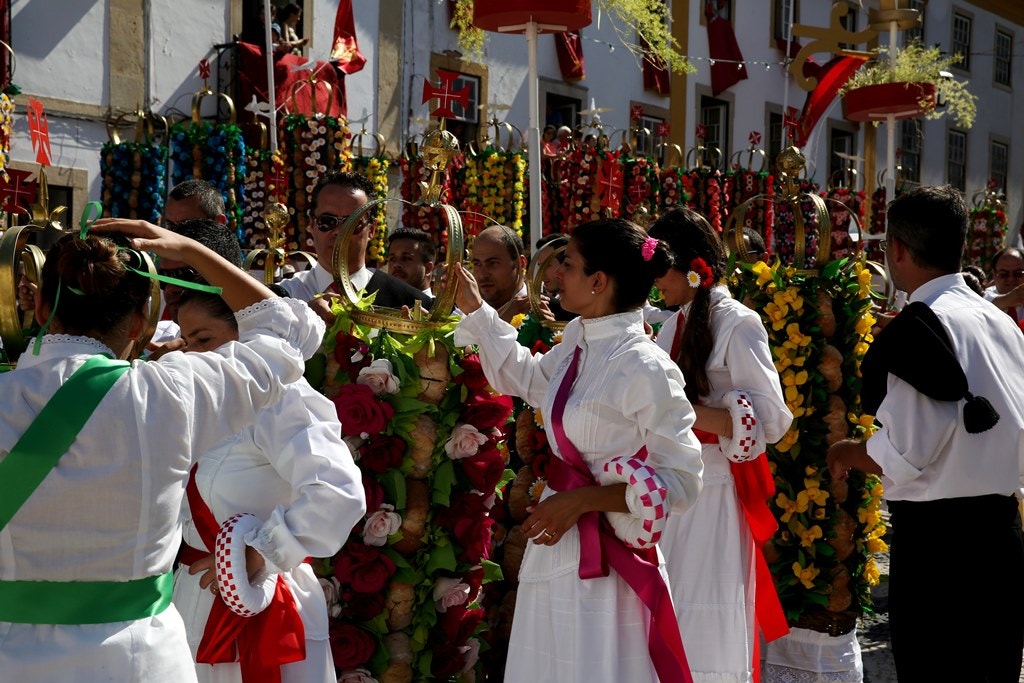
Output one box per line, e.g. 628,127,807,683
772,0,798,43
429,54,487,148
904,0,926,45
633,108,667,158
951,12,971,71
700,95,730,161
990,140,1009,192
700,0,732,26
947,129,967,191
828,126,857,187
838,1,859,50
899,120,922,185
995,29,1013,88
545,91,582,130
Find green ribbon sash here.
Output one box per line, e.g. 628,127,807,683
0,572,174,625
0,355,130,531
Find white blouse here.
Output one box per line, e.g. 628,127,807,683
455,304,703,516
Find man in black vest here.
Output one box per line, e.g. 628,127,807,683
280,171,432,322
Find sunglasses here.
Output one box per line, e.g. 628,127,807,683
157,267,199,289
310,213,371,234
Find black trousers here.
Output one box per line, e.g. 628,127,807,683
888,495,1024,682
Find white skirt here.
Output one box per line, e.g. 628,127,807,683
661,445,757,683
504,519,667,683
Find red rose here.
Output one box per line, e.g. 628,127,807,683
360,434,406,474
435,491,489,531
462,394,513,430
461,444,507,493
333,543,397,593
435,492,494,562
342,590,386,622
456,354,490,393
333,333,372,376
438,603,486,642
430,641,466,679
332,384,394,437
330,623,376,670
362,474,384,516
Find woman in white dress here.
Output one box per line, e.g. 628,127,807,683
0,220,324,683
453,217,704,683
649,208,793,682
172,289,365,683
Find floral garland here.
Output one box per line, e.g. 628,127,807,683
169,120,246,230
730,257,886,627
621,156,660,222
682,168,727,234
240,148,288,249
772,180,823,269
824,188,867,262
965,205,1007,270
0,92,14,179
350,155,391,266
311,300,513,682
658,166,684,214
100,141,168,223
866,186,887,263
280,114,352,251
475,148,526,236
558,144,600,231
398,154,464,258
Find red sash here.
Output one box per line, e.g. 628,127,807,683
547,346,693,683
183,464,306,682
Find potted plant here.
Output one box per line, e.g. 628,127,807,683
840,41,977,127
449,0,693,76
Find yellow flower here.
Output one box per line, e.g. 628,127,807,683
813,507,827,520
510,313,526,329
855,313,876,336
796,522,823,548
863,557,881,586
775,428,800,453
783,369,810,388
752,260,774,287
533,409,545,428
858,414,876,429
869,480,885,498
765,302,789,331
858,507,881,527
792,561,820,589
776,491,809,522
805,485,830,506
858,267,874,287
866,537,889,553
785,322,812,348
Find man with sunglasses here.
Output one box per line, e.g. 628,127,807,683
279,172,432,320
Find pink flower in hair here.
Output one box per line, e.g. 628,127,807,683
641,237,659,262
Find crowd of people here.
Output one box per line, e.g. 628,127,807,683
1,174,1023,682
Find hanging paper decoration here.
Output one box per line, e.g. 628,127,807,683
25,97,52,167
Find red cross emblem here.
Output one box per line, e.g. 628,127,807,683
599,158,624,210
463,205,486,236
422,70,470,119
782,107,800,141
198,59,211,80
628,180,647,206
748,130,762,146
0,168,39,214
630,104,645,122
267,165,290,197
26,98,52,167
655,122,671,138
695,124,707,141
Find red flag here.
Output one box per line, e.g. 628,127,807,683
331,0,366,75
706,0,747,95
555,31,585,81
26,98,52,167
656,122,671,138
640,37,670,96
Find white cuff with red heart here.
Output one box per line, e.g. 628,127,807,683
602,456,669,550
215,513,276,617
719,390,765,463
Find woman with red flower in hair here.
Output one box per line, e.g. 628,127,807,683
452,218,704,683
649,207,793,682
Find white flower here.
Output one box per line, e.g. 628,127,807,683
444,423,488,459
459,639,481,673
686,270,701,288
319,576,342,618
338,669,378,683
362,504,401,546
433,576,470,613
357,358,400,395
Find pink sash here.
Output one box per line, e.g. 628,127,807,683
546,346,693,683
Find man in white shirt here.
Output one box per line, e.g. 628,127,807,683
470,225,527,323
983,246,1024,324
279,172,431,322
827,185,1024,681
